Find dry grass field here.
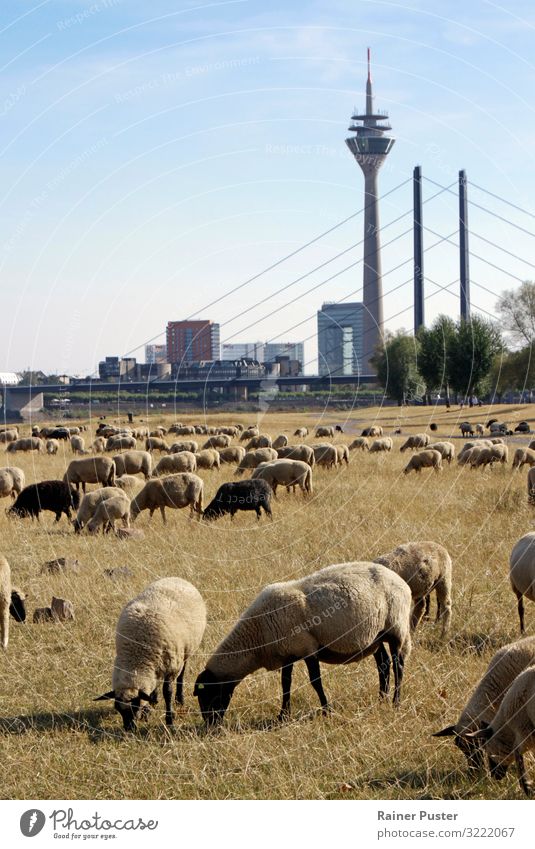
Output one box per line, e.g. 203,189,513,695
1,402,534,800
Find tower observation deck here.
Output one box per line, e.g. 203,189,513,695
345,48,395,375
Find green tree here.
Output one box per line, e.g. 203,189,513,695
417,315,456,404
372,331,422,405
489,345,535,396
448,316,503,398
496,280,535,347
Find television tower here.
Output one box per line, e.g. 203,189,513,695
345,49,395,375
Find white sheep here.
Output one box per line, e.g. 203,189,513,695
73,487,127,532
218,446,246,465
294,427,308,438
403,449,442,474
153,451,197,476
335,444,350,466
194,561,412,726
115,474,145,500
314,425,334,439
130,473,204,523
194,449,220,470
113,450,152,480
276,444,315,466
434,636,535,772
399,433,430,452
312,443,338,469
95,577,206,731
63,456,115,493
272,434,288,450
87,496,131,535
0,466,25,500
245,434,272,451
252,458,313,496
203,434,231,450
369,437,393,453
92,436,106,454
428,442,455,464
349,437,369,452
512,447,535,470
46,439,60,455
0,555,26,650
169,440,198,454
509,532,535,633
235,447,278,475
70,435,85,455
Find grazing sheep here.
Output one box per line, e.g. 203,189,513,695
294,427,308,438
95,577,207,731
130,473,204,524
515,421,531,434
46,438,60,455
433,636,535,771
218,446,246,465
471,444,508,469
276,444,315,466
145,437,169,453
459,422,474,437
403,449,443,475
349,437,369,452
73,487,128,532
115,475,145,500
203,434,231,450
92,436,106,454
216,426,239,438
428,442,455,464
203,480,273,521
113,450,152,480
63,456,115,493
458,446,482,466
240,426,259,441
335,444,350,466
132,427,149,440
172,425,195,436
194,561,412,726
194,449,220,470
315,426,334,439
41,427,69,441
528,467,535,503
369,437,393,453
235,447,278,475
149,427,167,438
272,434,288,450
252,459,312,496
361,426,383,437
70,435,85,455
512,447,535,470
106,435,136,452
399,433,430,452
8,480,80,522
169,441,198,454
313,443,338,469
489,422,508,435
509,533,535,633
153,451,197,476
245,434,272,451
0,428,18,444
0,466,25,499
6,437,44,454
475,423,485,436
87,496,131,534
374,541,452,637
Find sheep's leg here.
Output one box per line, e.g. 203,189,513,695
516,591,525,634
175,665,185,706
435,581,452,638
423,593,431,621
515,751,533,796
373,644,390,697
304,655,330,714
160,506,166,524
163,680,174,726
278,662,294,720
388,639,405,706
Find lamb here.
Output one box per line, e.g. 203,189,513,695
70,435,85,455
203,434,231,450
63,456,115,493
92,436,106,454
245,434,272,451
8,480,81,521
202,480,273,521
6,436,44,453
169,441,198,454
73,487,128,532
399,433,430,452
428,441,455,464
194,449,220,470
194,561,412,726
403,449,442,475
106,435,136,452
272,434,288,450
312,443,338,469
335,444,350,466
130,473,204,524
145,437,169,453
294,427,308,438
153,451,197,476
113,449,152,480
362,425,383,437
512,447,535,470
115,474,145,500
369,437,393,453
276,444,314,466
315,426,334,439
251,458,313,496
235,447,278,475
349,437,369,451
433,636,535,772
87,496,131,534
509,533,535,633
240,426,259,441
373,541,452,637
0,466,25,499
95,577,206,731
218,446,246,465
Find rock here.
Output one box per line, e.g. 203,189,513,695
33,607,54,623
115,527,145,541
41,557,81,575
51,597,75,622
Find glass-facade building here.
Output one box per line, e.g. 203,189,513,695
317,302,364,377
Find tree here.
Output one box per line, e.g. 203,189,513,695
496,280,535,347
489,345,535,396
448,316,503,398
417,315,456,404
372,331,422,405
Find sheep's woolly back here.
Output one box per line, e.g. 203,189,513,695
113,577,206,700
485,666,535,763
455,636,535,734
0,555,11,650
510,533,535,601
206,561,412,683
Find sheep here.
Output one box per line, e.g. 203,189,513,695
73,487,128,532
403,449,442,475
276,444,314,466
1,555,13,649
528,467,535,503
0,428,18,444
149,427,167,438
92,436,106,454
203,480,273,521
168,423,184,434
68,435,84,455
272,434,288,450
489,421,508,434
202,434,231,450
235,447,278,475
362,425,383,437
509,533,535,633
106,435,136,452
216,426,239,437
469,667,535,796
315,426,334,439
153,451,196,476
312,443,338,469
8,480,81,522
251,459,313,496
68,427,81,436
87,496,131,535
194,561,412,726
114,474,145,501
512,447,535,470
475,423,485,436
294,427,308,437
194,449,220,470
169,441,198,454
95,577,207,731
369,437,393,453
515,421,531,434
433,636,535,772
6,436,44,453
335,445,350,466
245,434,272,451
458,445,482,466
459,422,474,437
63,456,115,493
113,450,152,480
218,446,246,465
427,441,455,464
133,426,149,440
399,433,430,452
0,466,25,499
145,437,169,453
373,541,452,637
471,444,508,469
240,426,259,441
172,425,195,436
349,437,369,452
130,473,204,524
46,438,60,455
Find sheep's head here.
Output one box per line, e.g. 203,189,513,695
194,669,236,727
94,688,156,732
10,588,27,623
433,724,485,771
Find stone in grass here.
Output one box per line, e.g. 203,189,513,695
103,566,134,580
51,596,75,622
115,527,145,541
41,557,81,575
33,607,54,623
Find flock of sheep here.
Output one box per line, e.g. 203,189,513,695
2,416,535,797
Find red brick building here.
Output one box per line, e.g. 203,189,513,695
166,320,220,364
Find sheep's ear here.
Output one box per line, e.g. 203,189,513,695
464,725,493,742
432,725,457,737
94,691,115,701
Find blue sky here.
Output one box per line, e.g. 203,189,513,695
1,0,535,374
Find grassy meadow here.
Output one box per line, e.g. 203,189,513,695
1,402,534,800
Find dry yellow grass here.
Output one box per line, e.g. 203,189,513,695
1,402,534,800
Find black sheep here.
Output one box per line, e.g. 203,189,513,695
202,480,273,521
46,428,70,440
8,480,81,522
9,590,26,622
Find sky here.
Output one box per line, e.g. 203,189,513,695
1,0,535,375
